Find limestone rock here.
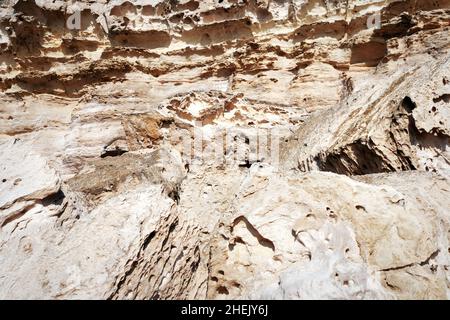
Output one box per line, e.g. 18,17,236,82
0,0,449,299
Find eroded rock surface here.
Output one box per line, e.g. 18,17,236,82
0,0,449,299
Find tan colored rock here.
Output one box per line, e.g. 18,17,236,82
0,0,449,300
207,168,449,299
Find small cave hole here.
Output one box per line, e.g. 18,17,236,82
239,160,252,168
217,286,229,295
100,148,127,158
42,189,66,207
402,96,417,113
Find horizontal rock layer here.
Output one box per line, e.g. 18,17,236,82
0,0,449,299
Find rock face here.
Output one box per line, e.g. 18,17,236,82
0,0,449,299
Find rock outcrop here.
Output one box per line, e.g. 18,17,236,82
0,0,449,299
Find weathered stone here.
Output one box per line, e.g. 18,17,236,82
0,0,449,300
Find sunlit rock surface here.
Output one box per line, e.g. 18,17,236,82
0,0,449,299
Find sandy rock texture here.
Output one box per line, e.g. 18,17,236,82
0,0,449,299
